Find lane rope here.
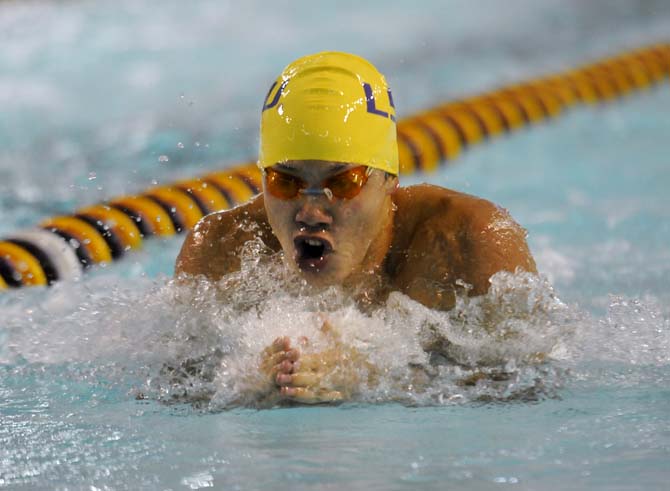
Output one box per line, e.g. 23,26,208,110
1,43,668,289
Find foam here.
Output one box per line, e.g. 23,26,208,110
4,244,667,411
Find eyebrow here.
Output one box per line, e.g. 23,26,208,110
273,163,350,175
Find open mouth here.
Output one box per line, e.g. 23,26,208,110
293,236,333,271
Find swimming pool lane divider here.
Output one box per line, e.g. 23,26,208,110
1,43,668,290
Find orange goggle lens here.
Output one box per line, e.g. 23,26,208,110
265,166,370,200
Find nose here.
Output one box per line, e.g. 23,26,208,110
295,200,333,231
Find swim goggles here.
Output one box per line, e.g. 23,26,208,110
263,166,372,201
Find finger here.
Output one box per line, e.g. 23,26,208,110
293,353,328,372
281,386,343,404
261,348,300,371
262,337,291,357
285,348,300,362
259,351,285,372
273,359,296,377
272,339,307,372
276,371,320,387
274,336,291,351
289,371,321,387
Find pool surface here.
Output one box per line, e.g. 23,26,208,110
1,0,670,489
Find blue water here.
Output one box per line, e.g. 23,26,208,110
1,0,670,489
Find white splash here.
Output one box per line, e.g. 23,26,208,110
1,247,667,410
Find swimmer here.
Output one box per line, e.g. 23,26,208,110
176,52,537,404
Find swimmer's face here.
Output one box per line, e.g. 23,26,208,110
263,161,397,286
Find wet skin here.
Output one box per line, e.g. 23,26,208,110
258,321,375,404
175,161,537,403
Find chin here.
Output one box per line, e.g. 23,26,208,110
298,271,338,287
290,256,350,287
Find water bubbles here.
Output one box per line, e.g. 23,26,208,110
124,262,575,408
87,172,97,181
2,250,668,412
494,476,519,484
158,155,169,163
573,295,670,367
177,142,184,149
181,472,213,489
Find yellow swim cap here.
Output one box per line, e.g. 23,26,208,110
258,51,399,175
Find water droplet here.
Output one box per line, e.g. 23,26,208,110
158,155,169,163
177,142,184,149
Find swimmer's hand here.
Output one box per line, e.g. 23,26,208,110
259,336,300,391
260,322,375,404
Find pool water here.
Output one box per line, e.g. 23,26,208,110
1,0,670,489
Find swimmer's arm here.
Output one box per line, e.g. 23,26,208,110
396,198,536,310
462,201,537,296
175,195,278,281
174,210,240,280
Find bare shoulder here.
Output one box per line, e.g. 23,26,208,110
175,194,280,280
389,184,536,308
393,184,501,226
393,184,523,245
423,186,527,236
